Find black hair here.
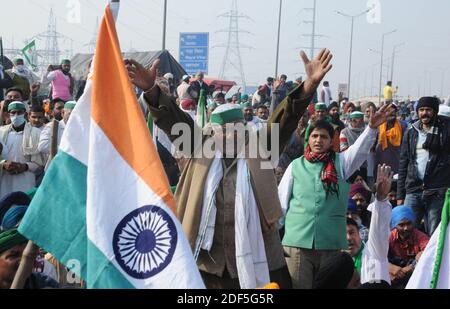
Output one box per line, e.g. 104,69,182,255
52,97,66,104
257,104,268,111
5,87,24,97
309,120,335,140
30,105,45,114
280,74,287,80
346,217,360,231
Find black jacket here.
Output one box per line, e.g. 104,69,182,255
397,116,450,200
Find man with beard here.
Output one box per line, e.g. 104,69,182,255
46,59,74,102
38,101,76,165
374,104,407,178
397,97,450,236
388,205,429,288
340,111,370,180
128,48,334,289
328,101,345,131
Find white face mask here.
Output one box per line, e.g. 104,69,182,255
15,65,26,72
11,114,26,127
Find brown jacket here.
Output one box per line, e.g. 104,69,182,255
143,84,312,276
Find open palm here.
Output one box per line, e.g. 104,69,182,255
369,103,394,129
376,164,394,201
126,59,160,91
301,49,333,96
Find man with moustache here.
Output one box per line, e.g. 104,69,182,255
397,97,450,236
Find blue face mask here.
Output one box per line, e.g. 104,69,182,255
11,114,26,127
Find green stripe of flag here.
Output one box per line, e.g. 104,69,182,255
18,150,135,288
430,189,450,289
19,151,88,280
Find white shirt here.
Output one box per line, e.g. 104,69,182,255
177,82,193,100
0,131,38,197
38,120,66,156
414,127,429,180
360,198,392,285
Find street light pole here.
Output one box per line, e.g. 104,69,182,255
275,0,283,78
162,0,168,50
390,42,405,83
336,8,372,100
378,29,397,105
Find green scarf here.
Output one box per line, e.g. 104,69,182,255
353,242,365,274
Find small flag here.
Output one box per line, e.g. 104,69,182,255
19,2,204,289
196,89,207,128
21,40,37,69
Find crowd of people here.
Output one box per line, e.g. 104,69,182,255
0,47,449,289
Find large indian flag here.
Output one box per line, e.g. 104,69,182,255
19,2,204,289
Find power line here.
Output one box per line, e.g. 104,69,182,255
216,0,252,91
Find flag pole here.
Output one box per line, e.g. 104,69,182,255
10,241,39,289
0,36,4,67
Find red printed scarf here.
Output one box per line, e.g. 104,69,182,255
304,146,339,197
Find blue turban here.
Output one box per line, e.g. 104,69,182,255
0,192,31,224
1,206,28,231
347,198,358,213
391,206,415,230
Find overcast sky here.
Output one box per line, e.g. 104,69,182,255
1,0,449,99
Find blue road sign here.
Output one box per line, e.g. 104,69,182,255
179,33,209,75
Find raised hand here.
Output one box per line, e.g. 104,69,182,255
301,49,333,96
376,164,394,201
126,59,160,92
30,82,41,95
369,103,394,129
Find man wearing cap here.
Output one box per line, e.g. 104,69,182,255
388,205,429,288
304,103,340,153
0,229,59,289
0,102,44,197
374,103,407,178
128,49,333,288
163,73,176,97
177,75,193,101
46,60,74,102
38,101,76,165
5,58,35,101
397,97,450,236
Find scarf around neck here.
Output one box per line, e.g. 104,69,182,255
304,146,339,197
379,120,402,150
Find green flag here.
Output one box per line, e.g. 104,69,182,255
21,40,37,69
196,89,207,128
